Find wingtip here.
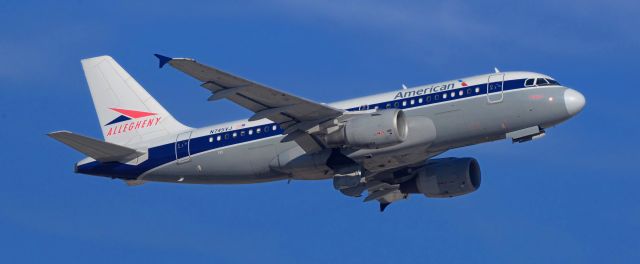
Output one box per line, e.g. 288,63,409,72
154,53,173,68
47,130,71,137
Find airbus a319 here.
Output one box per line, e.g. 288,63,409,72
49,55,585,211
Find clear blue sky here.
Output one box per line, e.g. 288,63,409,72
1,1,638,263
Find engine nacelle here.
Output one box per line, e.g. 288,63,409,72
400,158,481,198
325,109,408,149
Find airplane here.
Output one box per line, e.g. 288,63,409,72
49,55,585,211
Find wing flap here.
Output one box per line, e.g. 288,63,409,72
48,131,144,162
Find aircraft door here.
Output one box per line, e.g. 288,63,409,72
487,73,505,103
175,131,192,164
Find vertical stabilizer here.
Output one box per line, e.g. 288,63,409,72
81,56,190,146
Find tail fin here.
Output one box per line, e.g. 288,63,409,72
81,56,190,146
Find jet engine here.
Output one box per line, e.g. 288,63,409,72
400,158,481,198
325,109,408,149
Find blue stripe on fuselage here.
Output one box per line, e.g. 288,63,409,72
77,78,535,179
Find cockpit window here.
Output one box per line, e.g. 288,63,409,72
536,78,549,86
546,78,560,85
525,78,535,86
526,77,560,87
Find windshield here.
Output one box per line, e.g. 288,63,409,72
546,78,560,85
536,78,549,86
535,78,561,86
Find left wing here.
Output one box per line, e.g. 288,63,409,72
155,54,344,151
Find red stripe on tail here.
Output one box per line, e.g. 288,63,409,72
110,108,156,118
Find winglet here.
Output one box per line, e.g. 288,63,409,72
379,202,390,212
154,54,173,68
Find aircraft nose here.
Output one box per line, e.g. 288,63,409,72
563,88,586,116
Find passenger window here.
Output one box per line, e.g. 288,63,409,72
450,92,455,98
248,129,253,135
418,98,423,103
434,94,439,100
536,78,549,86
224,134,229,139
265,126,270,132
525,78,534,86
217,135,221,141
475,87,480,93
394,102,399,108
426,96,431,102
402,101,407,106
443,93,447,99
209,137,213,143
232,132,237,138
410,99,415,105
256,128,261,134
386,103,391,109
459,90,464,96
272,125,278,131
466,88,471,95
240,131,245,137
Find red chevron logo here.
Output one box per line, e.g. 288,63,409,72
104,108,161,136
110,108,156,118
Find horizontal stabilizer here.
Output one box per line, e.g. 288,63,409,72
48,131,144,162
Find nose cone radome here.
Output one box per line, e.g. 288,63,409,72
564,89,585,116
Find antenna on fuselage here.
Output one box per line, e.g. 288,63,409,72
402,84,408,90
494,67,501,73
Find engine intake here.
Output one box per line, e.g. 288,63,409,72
325,109,408,149
400,158,481,198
